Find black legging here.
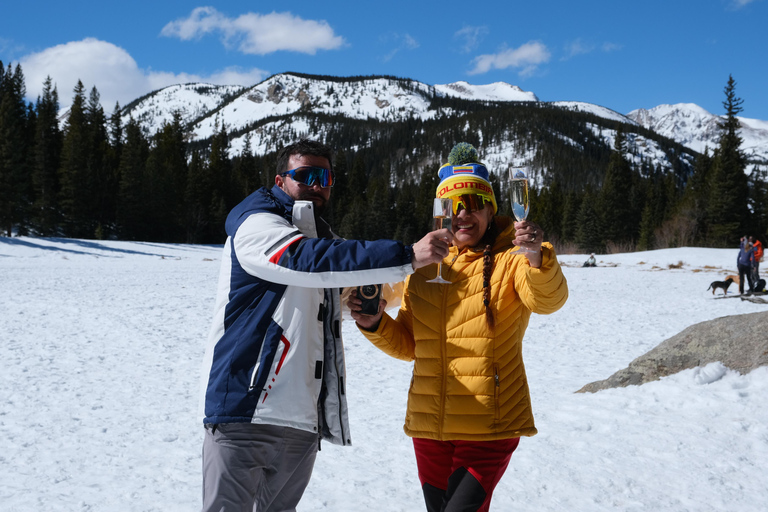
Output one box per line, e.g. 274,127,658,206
738,263,754,293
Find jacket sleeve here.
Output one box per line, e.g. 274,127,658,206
357,276,416,361
233,212,414,288
513,242,569,315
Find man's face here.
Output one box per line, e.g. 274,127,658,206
275,153,332,212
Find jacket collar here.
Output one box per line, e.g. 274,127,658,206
270,185,333,239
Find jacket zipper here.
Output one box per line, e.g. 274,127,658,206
438,278,449,439
438,250,460,439
331,291,347,446
494,365,500,423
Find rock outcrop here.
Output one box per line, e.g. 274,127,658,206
577,311,768,393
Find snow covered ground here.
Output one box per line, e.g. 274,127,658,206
1,237,766,511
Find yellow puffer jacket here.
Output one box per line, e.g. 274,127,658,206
360,216,568,441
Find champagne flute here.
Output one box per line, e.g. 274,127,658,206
509,168,535,253
426,197,453,284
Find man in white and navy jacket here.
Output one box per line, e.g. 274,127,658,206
200,139,452,511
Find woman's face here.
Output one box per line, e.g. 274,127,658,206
452,204,493,250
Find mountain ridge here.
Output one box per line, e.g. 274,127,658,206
627,103,768,165
115,73,766,185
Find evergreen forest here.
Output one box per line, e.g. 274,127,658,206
1,62,766,252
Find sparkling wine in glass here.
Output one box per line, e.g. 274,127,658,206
509,168,534,253
426,197,453,284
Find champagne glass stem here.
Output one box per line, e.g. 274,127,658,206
427,197,452,284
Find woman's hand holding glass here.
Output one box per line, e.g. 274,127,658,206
509,168,537,256
513,220,543,268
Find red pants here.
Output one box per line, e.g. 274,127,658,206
413,437,520,512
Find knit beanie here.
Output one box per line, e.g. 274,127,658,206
435,142,498,214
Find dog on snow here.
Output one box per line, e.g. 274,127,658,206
707,277,734,295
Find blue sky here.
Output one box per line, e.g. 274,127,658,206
2,0,767,120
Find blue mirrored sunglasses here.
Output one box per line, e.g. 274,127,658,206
280,166,335,188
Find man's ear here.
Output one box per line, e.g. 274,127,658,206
275,174,284,188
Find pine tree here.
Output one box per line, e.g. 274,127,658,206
85,86,112,238
560,191,582,245
117,117,149,240
19,102,37,235
233,133,258,200
576,189,603,253
706,75,749,245
185,149,212,243
637,202,655,251
31,76,63,235
144,113,188,241
338,152,368,239
206,122,231,243
681,148,713,244
418,163,441,231
393,181,419,244
329,148,349,228
364,159,393,240
58,80,90,237
536,178,564,243
108,102,123,180
0,63,30,236
598,130,636,247
747,165,768,238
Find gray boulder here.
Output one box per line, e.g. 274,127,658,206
577,311,768,393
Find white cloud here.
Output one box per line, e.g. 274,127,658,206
563,38,595,59
0,37,25,58
454,26,489,54
730,0,758,8
468,41,551,76
381,33,419,62
562,38,622,60
19,38,268,109
161,7,344,55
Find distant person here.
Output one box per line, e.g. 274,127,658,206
737,239,755,295
583,253,597,267
750,236,763,281
347,143,568,512
739,236,749,250
199,139,451,511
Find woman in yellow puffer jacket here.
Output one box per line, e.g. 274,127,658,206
348,144,568,512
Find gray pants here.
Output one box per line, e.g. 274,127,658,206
202,423,318,512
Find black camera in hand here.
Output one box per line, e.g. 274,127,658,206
356,284,382,316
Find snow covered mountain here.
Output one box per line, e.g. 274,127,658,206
434,81,538,103
122,83,245,134
550,101,639,126
124,73,538,140
119,72,767,178
120,72,554,167
627,103,768,165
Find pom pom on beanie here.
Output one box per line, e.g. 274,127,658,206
447,142,480,166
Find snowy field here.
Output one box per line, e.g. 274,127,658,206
1,236,766,512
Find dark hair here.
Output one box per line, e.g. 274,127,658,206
479,219,500,330
275,139,334,175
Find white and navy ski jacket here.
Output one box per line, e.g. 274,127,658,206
200,185,415,446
